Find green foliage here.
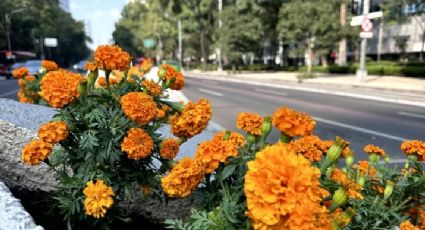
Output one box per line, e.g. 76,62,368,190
0,0,90,66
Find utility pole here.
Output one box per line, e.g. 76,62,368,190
356,0,370,83
3,8,25,51
178,19,182,69
217,0,223,72
377,18,383,62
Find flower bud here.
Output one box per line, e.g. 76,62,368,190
384,155,390,164
78,81,88,100
383,180,394,200
87,69,98,91
279,132,293,143
331,187,348,210
223,130,231,141
261,116,272,137
407,155,418,162
345,155,354,168
158,68,166,80
357,175,365,187
327,137,348,163
368,153,379,163
247,133,256,146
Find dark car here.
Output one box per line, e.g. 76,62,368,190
0,51,15,79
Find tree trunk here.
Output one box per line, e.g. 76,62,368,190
321,56,328,67
420,31,425,62
337,0,347,66
200,30,207,71
306,40,314,75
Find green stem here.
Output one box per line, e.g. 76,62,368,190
105,70,111,93
279,132,293,143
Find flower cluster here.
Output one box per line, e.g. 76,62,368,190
236,112,263,135
194,139,238,173
12,66,29,79
94,45,131,71
41,60,58,71
272,106,316,137
121,128,154,160
401,140,425,161
83,180,114,218
38,121,69,144
158,64,185,90
120,92,157,125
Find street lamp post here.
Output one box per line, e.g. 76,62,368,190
178,19,182,69
3,8,25,51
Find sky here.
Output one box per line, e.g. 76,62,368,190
70,0,127,50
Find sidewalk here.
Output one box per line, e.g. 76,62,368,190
186,70,425,93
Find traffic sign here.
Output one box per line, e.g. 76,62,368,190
361,17,373,32
360,32,373,38
44,38,58,47
350,11,383,26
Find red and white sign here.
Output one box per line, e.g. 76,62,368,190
361,17,373,32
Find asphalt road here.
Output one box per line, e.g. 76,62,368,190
183,75,425,162
1,75,424,162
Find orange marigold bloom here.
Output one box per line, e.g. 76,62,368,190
170,71,185,90
160,138,180,160
121,92,156,125
142,79,162,96
121,128,154,160
289,135,328,162
418,210,425,229
195,139,238,174
12,66,29,79
94,45,130,71
84,61,97,71
330,168,363,200
245,143,332,230
39,70,84,108
372,184,384,194
161,157,205,197
18,78,26,87
83,180,114,219
24,75,35,82
401,140,425,162
38,121,69,144
363,144,386,156
21,140,53,165
400,220,419,230
331,208,351,229
272,106,316,137
41,60,58,71
354,160,377,177
236,112,263,136
212,130,245,148
127,66,142,82
169,99,212,138
158,64,185,90
17,90,34,104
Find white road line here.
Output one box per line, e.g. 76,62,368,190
199,88,223,97
0,89,18,98
398,111,425,119
254,88,288,96
202,80,219,85
187,75,425,108
380,159,407,164
313,116,405,142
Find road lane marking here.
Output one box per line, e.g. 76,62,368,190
254,88,288,96
398,111,425,119
313,116,405,142
199,88,223,97
202,80,219,85
0,89,18,98
186,75,425,108
380,159,407,164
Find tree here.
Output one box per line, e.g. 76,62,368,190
0,0,90,66
382,0,425,62
278,0,342,74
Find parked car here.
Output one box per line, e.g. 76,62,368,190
0,51,15,79
23,60,42,75
72,60,87,73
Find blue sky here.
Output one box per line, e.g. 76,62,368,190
70,0,127,50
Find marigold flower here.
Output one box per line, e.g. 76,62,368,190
212,130,245,148
363,144,386,156
161,157,205,197
24,75,35,82
236,112,263,135
330,168,363,200
245,143,331,230
21,140,53,165
401,140,425,162
95,76,121,88
331,208,351,229
158,64,184,90
17,90,34,104
169,99,212,138
160,138,180,160
18,78,26,87
94,45,130,71
12,67,29,79
142,79,162,96
170,71,184,90
372,184,384,194
39,70,84,108
121,92,156,125
272,106,316,137
84,61,97,71
289,135,328,162
195,139,238,174
83,180,114,219
41,60,58,71
354,160,377,177
121,128,154,160
38,121,69,144
399,220,419,230
127,66,142,82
